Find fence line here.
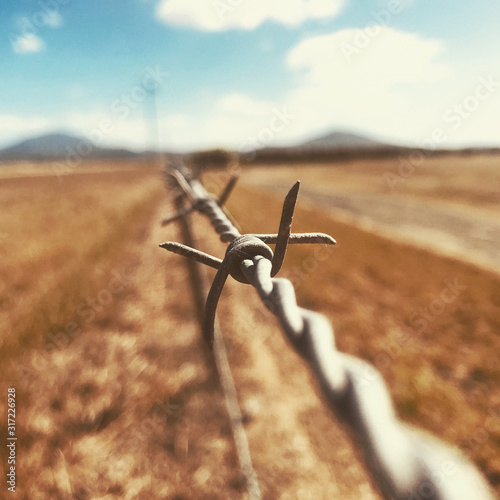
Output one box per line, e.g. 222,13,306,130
161,165,496,500
165,167,261,499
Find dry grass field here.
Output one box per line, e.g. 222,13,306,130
0,154,499,498
0,163,163,359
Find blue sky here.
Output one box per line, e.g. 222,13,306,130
1,0,499,151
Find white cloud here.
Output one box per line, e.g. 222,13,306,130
156,0,344,31
287,28,448,85
0,109,148,152
11,34,44,54
148,26,499,149
9,12,62,55
144,27,454,150
282,28,500,147
280,27,455,144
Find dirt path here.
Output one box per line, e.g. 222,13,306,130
253,181,500,276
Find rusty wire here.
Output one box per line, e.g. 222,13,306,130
160,167,497,500
165,169,261,499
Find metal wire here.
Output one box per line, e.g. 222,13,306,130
167,174,262,500
160,169,497,500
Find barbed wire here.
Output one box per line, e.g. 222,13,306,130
164,165,261,499
160,165,497,500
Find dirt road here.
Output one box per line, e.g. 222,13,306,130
252,180,500,276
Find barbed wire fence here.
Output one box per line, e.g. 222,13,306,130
160,162,497,500
163,163,262,499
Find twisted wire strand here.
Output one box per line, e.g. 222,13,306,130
240,255,496,500
170,184,261,499
189,179,241,242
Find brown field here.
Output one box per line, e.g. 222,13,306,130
0,155,499,499
239,154,500,272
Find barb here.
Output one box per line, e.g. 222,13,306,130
252,233,336,245
159,242,222,269
161,205,194,226
218,175,239,207
160,168,497,500
271,181,300,276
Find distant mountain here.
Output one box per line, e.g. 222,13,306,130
239,129,410,165
299,130,384,149
0,132,138,161
2,133,85,157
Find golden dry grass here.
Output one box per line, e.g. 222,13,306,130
0,165,167,496
0,166,164,358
